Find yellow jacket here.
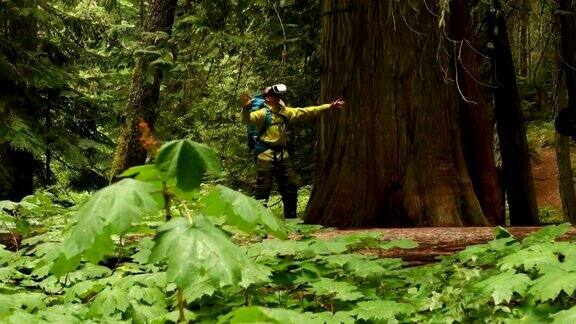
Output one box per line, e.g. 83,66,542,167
242,102,331,163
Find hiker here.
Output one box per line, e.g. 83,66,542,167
240,84,345,219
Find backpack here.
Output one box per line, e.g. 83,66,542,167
246,95,287,154
246,94,270,151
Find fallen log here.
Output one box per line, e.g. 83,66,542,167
317,227,576,266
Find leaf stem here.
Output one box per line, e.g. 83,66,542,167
163,184,172,221
177,288,185,322
243,288,251,306
182,203,193,223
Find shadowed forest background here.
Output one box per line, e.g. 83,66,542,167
3,0,576,322
2,0,576,227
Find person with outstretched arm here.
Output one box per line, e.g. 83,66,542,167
240,84,345,219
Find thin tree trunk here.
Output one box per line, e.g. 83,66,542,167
555,134,575,222
487,0,540,225
109,0,178,181
557,0,576,223
306,0,490,227
450,0,504,225
518,0,530,77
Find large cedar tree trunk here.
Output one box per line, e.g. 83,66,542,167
487,2,540,225
306,1,490,227
557,0,576,223
109,0,178,181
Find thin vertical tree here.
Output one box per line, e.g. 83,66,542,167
451,0,504,225
487,0,540,225
556,0,576,223
109,0,178,181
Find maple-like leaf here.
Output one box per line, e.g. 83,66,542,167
148,217,271,289
350,300,415,321
474,270,531,304
201,185,286,239
529,268,576,302
307,278,364,301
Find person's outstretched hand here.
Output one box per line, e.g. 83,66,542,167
330,98,346,109
240,93,252,109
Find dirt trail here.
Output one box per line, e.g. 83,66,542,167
532,148,562,211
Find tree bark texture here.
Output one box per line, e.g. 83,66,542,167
555,134,576,222
450,0,504,225
109,0,178,181
488,1,540,225
557,0,576,223
306,0,491,227
518,0,530,77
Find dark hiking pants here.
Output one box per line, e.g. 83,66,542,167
255,159,298,219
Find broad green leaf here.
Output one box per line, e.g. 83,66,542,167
551,306,576,324
499,243,559,272
307,278,363,301
63,280,105,303
306,311,355,324
0,245,13,266
0,292,46,313
121,164,163,181
529,268,576,302
149,217,269,289
308,239,349,255
247,239,313,258
51,179,163,274
88,287,130,317
350,300,416,321
0,200,18,211
522,223,570,245
155,139,221,192
218,306,318,324
182,275,217,302
132,238,155,265
126,301,168,324
202,185,286,239
161,309,197,323
474,270,531,304
321,254,387,278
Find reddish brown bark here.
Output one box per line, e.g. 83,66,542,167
556,0,576,223
450,0,504,225
306,1,490,227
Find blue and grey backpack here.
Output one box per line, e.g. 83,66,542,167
246,95,272,153
246,95,288,154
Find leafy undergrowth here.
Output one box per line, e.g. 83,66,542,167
2,140,576,323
